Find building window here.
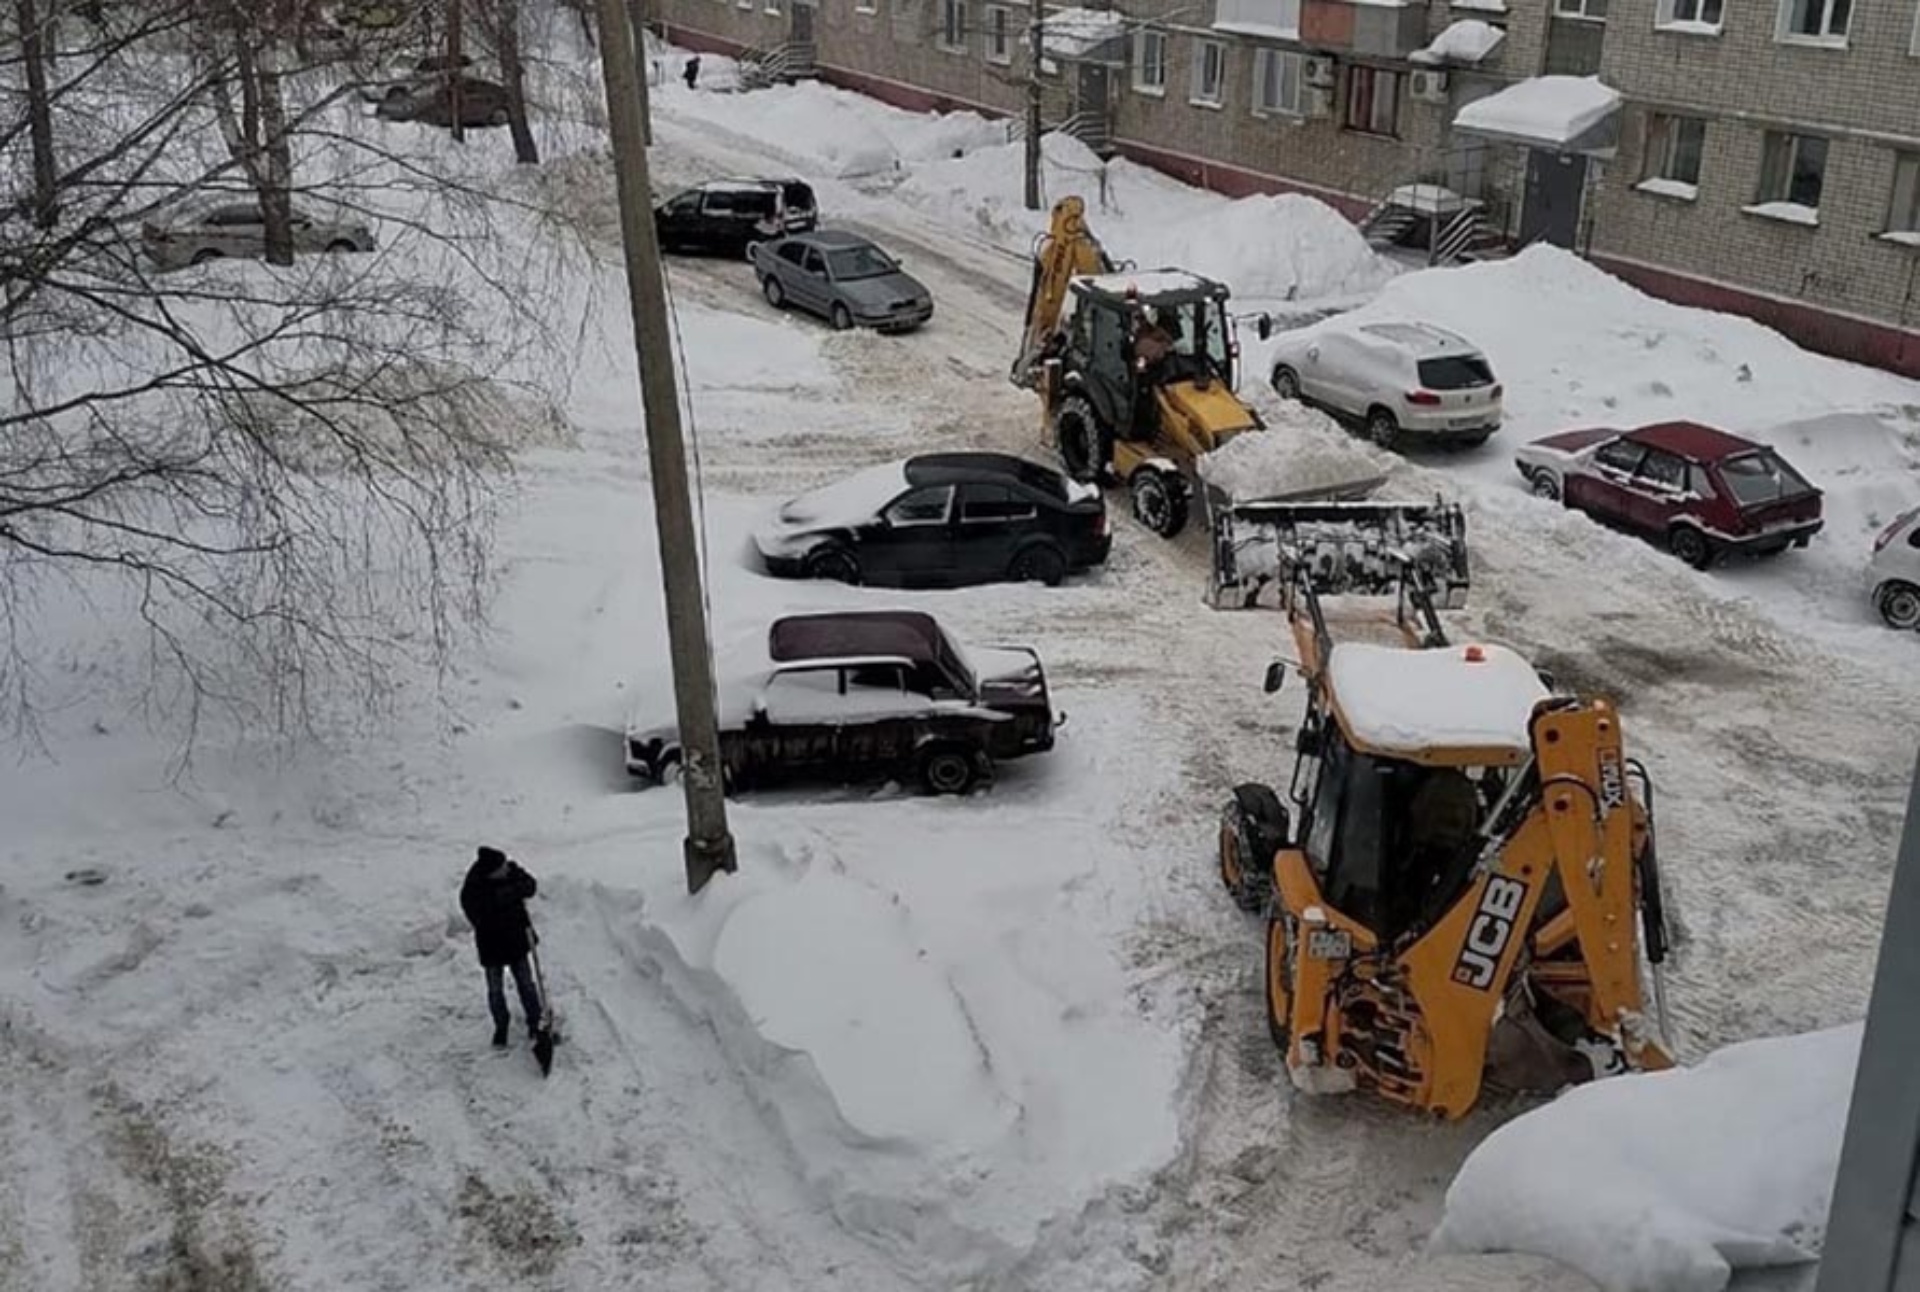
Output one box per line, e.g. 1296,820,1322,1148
985,4,1012,61
1642,114,1706,185
939,0,968,50
1252,48,1302,116
1133,29,1167,93
1554,0,1608,20
1777,0,1850,42
764,0,781,13
1191,39,1226,105
1889,153,1920,234
1755,131,1828,211
856,0,877,12
1656,0,1722,27
1343,66,1398,136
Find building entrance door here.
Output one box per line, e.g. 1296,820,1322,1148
1520,149,1587,248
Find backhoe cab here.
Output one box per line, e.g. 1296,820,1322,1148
1012,197,1266,540
1217,512,1674,1119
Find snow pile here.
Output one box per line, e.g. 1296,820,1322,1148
1454,75,1620,146
1199,401,1388,501
1435,1025,1860,1291
1412,19,1507,64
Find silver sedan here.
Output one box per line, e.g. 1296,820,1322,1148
142,200,377,270
750,230,933,333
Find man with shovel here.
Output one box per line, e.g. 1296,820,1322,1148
459,846,556,1072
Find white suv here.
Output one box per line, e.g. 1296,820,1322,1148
1869,505,1920,630
1267,320,1503,449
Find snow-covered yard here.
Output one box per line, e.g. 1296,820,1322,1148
5,27,1918,1292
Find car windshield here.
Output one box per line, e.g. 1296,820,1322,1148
933,630,978,699
1718,451,1813,508
826,245,896,281
1417,355,1495,389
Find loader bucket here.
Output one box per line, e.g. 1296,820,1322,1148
1209,497,1470,612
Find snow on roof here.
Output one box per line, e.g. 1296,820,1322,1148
1074,268,1215,299
1384,183,1472,214
1412,19,1506,65
1041,7,1125,59
1328,641,1547,755
1449,0,1507,11
1452,75,1621,149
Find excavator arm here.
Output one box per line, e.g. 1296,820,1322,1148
1009,195,1114,389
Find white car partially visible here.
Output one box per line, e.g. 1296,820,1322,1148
1868,505,1920,630
1267,319,1502,450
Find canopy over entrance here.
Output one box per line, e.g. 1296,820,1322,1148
1452,75,1621,156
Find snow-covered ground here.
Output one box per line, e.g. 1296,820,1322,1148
5,26,1918,1292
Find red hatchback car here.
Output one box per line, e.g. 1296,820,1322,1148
1514,421,1824,569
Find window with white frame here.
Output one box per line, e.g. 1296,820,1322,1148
764,0,781,14
856,0,877,12
1755,130,1829,209
939,0,968,50
1191,39,1226,105
1343,66,1398,136
1252,47,1302,116
1656,0,1722,27
1554,0,1608,20
1641,113,1706,185
1888,152,1920,234
1777,0,1850,42
1133,28,1168,93
985,4,1012,61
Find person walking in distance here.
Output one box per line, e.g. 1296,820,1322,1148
460,846,543,1049
683,54,701,90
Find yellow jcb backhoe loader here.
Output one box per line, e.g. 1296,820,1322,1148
1212,501,1675,1118
1011,196,1304,540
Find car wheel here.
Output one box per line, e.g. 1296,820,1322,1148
326,239,357,254
1529,469,1561,502
1270,365,1301,400
1053,394,1108,484
383,85,408,102
802,545,860,584
830,302,854,332
1130,469,1189,539
917,745,978,796
762,275,786,309
190,248,221,266
1265,915,1295,1052
1668,525,1713,570
1877,581,1920,631
488,107,509,127
1008,543,1067,587
743,240,761,264
1364,406,1400,449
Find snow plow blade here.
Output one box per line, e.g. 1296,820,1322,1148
1209,497,1469,611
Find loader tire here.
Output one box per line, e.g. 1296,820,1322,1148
1053,394,1107,484
1265,916,1295,1052
1220,783,1285,913
1130,469,1188,539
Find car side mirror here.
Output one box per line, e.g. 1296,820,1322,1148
1263,661,1287,694
1257,314,1273,341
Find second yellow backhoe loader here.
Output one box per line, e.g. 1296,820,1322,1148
1212,500,1675,1119
1010,196,1381,539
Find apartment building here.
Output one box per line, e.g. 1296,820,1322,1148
648,0,1920,376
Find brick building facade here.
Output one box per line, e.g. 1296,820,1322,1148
650,0,1920,377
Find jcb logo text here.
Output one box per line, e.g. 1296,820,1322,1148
1453,876,1528,991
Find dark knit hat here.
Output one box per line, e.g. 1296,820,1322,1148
477,845,507,868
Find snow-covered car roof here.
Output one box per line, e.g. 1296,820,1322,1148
1072,268,1224,303
1353,321,1484,360
774,461,911,530
1327,641,1547,759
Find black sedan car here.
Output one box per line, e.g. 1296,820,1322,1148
755,452,1110,587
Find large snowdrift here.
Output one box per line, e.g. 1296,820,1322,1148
1434,1025,1859,1291
1198,400,1391,500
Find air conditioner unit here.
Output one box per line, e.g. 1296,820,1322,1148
1303,86,1334,118
1409,69,1449,102
1304,56,1336,88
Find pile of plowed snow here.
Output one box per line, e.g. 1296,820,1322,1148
1199,401,1391,501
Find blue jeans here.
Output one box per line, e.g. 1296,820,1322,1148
485,955,543,1033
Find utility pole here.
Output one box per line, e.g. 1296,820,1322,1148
593,0,738,893
627,0,652,144
1023,0,1043,211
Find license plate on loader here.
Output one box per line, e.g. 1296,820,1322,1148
1307,929,1352,960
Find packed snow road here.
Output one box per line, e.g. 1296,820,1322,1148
3,45,1916,1292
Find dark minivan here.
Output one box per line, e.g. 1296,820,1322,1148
754,451,1112,587
654,178,817,257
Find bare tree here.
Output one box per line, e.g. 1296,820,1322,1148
477,0,536,163
0,0,576,753
14,0,57,227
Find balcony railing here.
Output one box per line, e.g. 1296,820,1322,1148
1300,0,1429,59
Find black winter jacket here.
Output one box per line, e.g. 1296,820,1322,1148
460,856,538,967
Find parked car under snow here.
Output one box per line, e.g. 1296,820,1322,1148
142,198,376,270
1868,504,1920,630
755,452,1110,587
624,611,1059,795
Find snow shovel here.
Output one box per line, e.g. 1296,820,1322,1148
526,917,561,1078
